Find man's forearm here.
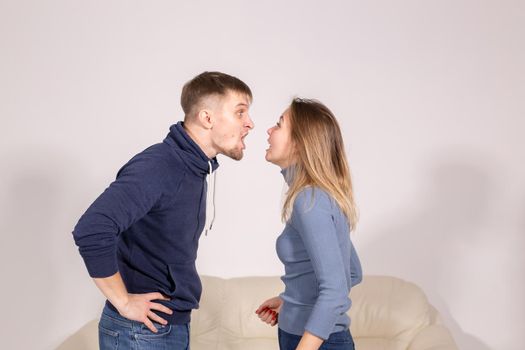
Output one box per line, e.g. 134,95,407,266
93,271,129,312
93,271,172,333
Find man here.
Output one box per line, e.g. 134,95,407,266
73,71,254,349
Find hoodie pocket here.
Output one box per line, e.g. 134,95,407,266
167,262,202,311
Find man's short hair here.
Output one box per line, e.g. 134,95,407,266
181,71,252,119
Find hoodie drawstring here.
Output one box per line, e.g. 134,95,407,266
204,161,216,236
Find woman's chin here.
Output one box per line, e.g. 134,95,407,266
264,151,273,163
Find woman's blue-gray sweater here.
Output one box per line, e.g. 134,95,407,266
276,168,363,340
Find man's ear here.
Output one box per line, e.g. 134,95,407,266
197,109,214,130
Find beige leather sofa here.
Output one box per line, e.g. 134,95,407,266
58,275,458,350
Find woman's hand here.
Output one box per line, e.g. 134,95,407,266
296,331,324,350
255,296,283,326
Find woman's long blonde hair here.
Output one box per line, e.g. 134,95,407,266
282,98,358,230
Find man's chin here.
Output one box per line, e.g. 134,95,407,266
223,148,244,161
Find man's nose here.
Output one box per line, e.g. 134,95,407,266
246,115,255,129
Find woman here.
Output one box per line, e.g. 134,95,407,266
255,98,363,350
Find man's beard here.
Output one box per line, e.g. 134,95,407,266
222,146,244,161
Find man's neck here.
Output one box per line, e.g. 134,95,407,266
183,122,217,159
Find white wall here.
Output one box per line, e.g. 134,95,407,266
1,1,523,349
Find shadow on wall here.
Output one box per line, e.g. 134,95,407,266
363,152,494,350
513,198,525,338
0,148,101,350
0,151,64,349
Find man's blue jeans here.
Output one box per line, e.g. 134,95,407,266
98,304,190,350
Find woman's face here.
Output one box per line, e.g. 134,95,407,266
266,108,294,168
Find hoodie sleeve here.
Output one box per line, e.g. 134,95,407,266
291,188,352,340
72,156,169,278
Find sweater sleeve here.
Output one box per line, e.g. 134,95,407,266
350,241,363,287
291,188,352,340
72,156,169,278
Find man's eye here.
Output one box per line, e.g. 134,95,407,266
276,122,281,127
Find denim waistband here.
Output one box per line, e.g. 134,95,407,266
104,300,191,325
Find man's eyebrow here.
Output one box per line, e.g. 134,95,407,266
235,103,249,108
279,115,284,122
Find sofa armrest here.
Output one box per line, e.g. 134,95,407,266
407,324,458,350
56,319,98,350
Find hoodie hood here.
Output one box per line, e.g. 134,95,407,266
163,121,219,176
163,121,218,235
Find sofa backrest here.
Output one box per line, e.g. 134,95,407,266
190,275,437,350
57,275,449,350
190,276,281,349
349,276,435,349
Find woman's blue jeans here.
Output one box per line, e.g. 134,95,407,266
98,304,190,350
278,327,355,350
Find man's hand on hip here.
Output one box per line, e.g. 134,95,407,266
117,292,173,333
93,272,173,333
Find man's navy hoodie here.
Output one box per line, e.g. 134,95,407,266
73,122,218,324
